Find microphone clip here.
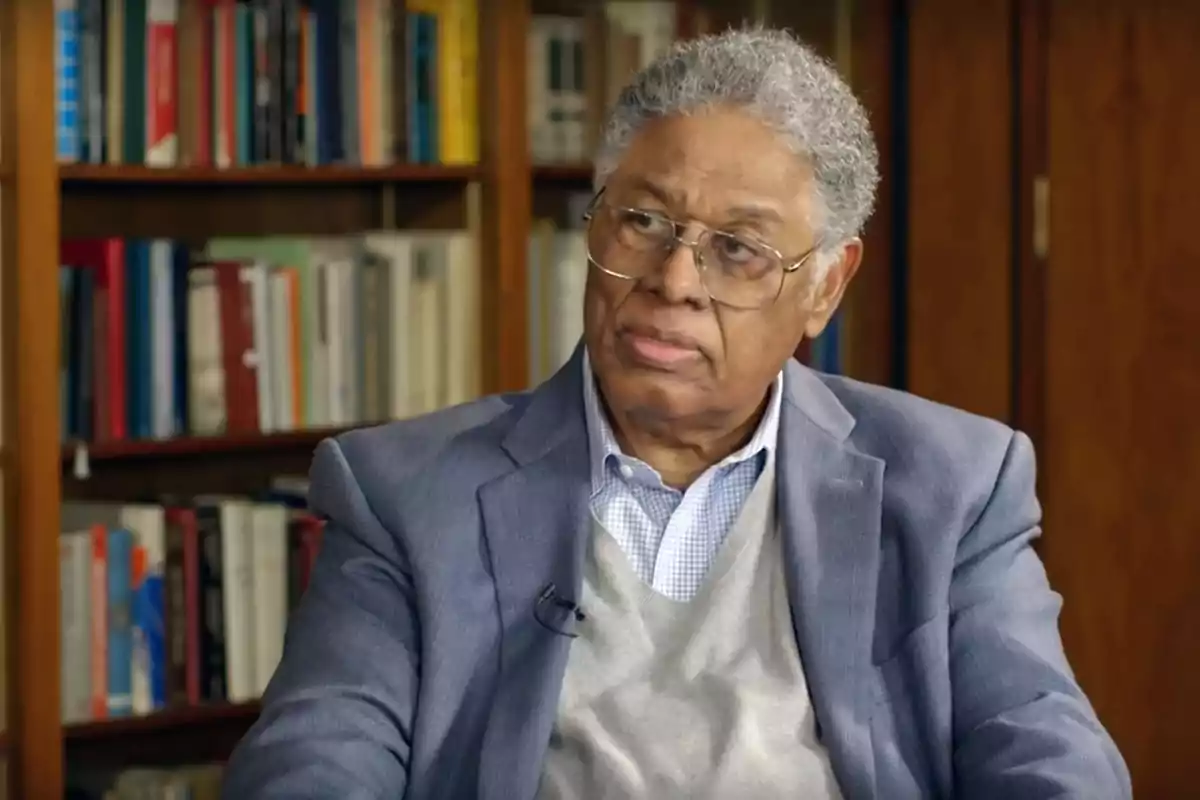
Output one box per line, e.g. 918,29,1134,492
534,583,586,638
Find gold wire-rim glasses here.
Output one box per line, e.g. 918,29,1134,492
580,189,822,310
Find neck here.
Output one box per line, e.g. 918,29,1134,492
606,394,770,489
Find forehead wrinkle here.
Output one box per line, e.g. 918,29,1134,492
619,173,791,232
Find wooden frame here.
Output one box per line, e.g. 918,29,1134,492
3,2,65,797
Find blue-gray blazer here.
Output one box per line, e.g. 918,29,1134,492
223,350,1130,799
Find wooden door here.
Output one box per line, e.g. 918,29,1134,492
1031,2,1200,795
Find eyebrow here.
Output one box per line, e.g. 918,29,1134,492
622,177,785,228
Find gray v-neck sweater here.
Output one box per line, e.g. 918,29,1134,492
538,455,844,799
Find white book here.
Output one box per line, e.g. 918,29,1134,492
361,232,415,420
443,231,480,407
246,263,274,433
552,231,588,371
60,532,93,723
268,269,296,431
306,239,355,427
219,500,256,703
249,504,289,697
409,236,447,414
528,18,554,162
150,240,176,439
323,259,354,425
186,267,226,434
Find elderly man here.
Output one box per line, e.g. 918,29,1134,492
223,27,1129,800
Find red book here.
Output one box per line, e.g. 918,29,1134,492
212,261,260,433
291,514,326,596
146,0,180,166
196,0,215,166
61,238,127,441
211,0,237,168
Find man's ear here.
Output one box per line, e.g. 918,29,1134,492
803,239,863,339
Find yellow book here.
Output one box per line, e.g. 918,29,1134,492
459,0,480,164
409,0,470,164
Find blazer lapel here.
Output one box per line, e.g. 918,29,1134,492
778,362,885,799
476,349,592,800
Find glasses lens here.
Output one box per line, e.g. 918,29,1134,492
700,231,786,309
585,206,671,279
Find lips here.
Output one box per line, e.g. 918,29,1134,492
617,326,703,369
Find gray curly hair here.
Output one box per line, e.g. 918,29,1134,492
594,26,879,266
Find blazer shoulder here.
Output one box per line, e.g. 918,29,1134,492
822,374,1015,458
818,374,1025,520
315,391,531,501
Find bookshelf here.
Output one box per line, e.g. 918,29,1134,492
1,0,893,796
66,702,261,771
61,428,356,463
60,164,483,184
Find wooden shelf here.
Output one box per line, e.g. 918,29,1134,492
60,163,481,185
65,702,261,741
62,426,364,463
65,702,260,767
532,162,594,182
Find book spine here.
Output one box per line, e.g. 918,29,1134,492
197,505,227,702
145,0,180,166
55,0,82,163
106,527,134,717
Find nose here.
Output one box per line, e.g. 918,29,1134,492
644,232,710,308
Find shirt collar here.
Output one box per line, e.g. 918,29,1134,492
582,348,783,495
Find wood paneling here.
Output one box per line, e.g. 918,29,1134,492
479,0,532,393
3,2,64,797
845,0,897,386
1014,0,1049,455
906,0,1014,420
1040,3,1200,794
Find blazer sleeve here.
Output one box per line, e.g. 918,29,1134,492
949,430,1131,800
223,438,418,799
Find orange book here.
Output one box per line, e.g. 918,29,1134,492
90,524,108,720
357,0,380,164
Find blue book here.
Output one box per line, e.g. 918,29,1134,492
312,0,341,164
106,528,134,717
235,3,253,166
133,544,167,710
124,241,153,438
55,1,81,162
171,243,191,435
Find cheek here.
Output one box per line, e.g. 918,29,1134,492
583,273,632,344
717,308,807,376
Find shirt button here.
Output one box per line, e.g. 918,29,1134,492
619,464,634,479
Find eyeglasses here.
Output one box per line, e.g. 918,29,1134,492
581,191,820,310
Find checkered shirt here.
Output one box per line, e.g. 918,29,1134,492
582,353,782,602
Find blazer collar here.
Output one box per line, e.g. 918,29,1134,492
500,343,589,468
781,357,857,443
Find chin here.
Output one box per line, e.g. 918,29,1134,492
608,370,709,422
